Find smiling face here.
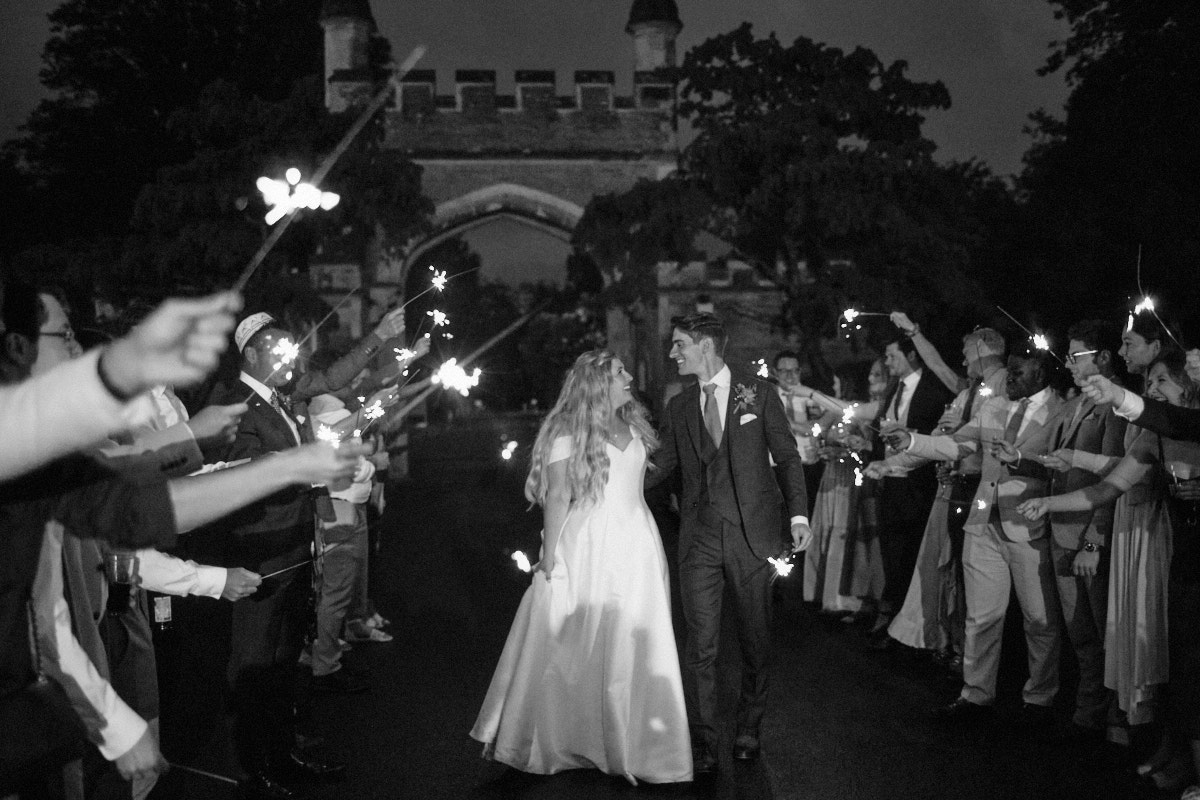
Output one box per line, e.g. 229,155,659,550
1065,338,1101,386
1005,355,1044,400
608,358,634,412
867,359,888,397
1145,361,1188,406
669,328,707,378
1120,330,1161,375
775,356,802,390
884,342,913,380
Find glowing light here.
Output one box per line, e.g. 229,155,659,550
394,347,417,363
427,309,449,327
768,556,795,578
754,358,768,378
270,338,300,372
511,551,532,573
854,467,864,487
1135,297,1156,315
842,405,857,425
256,170,340,225
430,267,448,292
842,308,861,323
976,499,987,511
811,423,822,438
362,401,385,421
432,358,482,396
979,386,994,397
316,425,341,448
1032,333,1051,352
500,440,518,461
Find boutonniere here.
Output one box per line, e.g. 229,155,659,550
733,383,758,414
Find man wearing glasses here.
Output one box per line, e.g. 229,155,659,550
1022,319,1128,742
772,351,821,468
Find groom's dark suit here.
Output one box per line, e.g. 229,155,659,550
649,367,807,751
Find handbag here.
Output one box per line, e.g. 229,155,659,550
0,601,85,777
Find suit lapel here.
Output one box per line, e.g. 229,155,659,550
249,393,300,448
684,384,703,460
1059,398,1093,447
1016,395,1062,448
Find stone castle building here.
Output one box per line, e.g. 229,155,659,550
315,0,786,404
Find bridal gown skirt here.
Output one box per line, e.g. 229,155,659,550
470,438,692,784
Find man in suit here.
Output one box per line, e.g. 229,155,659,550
647,313,811,773
889,351,1066,724
870,336,955,646
208,309,402,800
1035,320,1127,738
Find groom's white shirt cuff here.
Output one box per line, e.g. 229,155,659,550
790,515,809,528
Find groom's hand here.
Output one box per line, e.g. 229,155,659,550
790,522,812,553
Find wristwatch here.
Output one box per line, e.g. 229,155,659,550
1082,541,1101,553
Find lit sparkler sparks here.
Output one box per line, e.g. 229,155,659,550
430,267,448,292
500,440,518,461
362,401,385,421
854,467,864,487
979,385,994,397
511,551,532,573
754,358,768,378
394,347,417,363
315,425,341,448
811,423,823,438
427,309,449,327
842,405,856,425
270,337,301,376
432,358,482,396
1134,297,1156,315
768,556,795,578
256,169,340,225
842,309,889,322
1032,333,1051,352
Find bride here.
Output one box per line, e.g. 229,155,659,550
470,350,693,784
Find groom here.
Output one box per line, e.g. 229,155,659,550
648,312,811,773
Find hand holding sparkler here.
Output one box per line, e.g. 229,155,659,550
1080,374,1126,408
768,555,795,578
185,403,248,447
863,461,889,481
372,306,408,341
1034,449,1074,472
279,440,372,487
889,310,918,335
101,291,242,396
990,439,1021,465
790,521,812,553
1016,497,1050,521
880,422,912,451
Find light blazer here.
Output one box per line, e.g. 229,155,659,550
649,370,808,559
907,391,1066,542
1043,396,1127,549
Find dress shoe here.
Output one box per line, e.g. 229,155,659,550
240,771,302,800
932,698,994,724
866,629,894,651
944,654,963,678
281,750,346,782
692,744,718,775
732,734,761,761
311,670,369,694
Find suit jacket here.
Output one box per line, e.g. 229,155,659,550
1044,395,1127,549
908,390,1066,542
649,370,807,559
877,369,955,489
208,381,312,572
1132,397,1200,443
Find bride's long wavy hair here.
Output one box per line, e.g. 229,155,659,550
525,350,658,506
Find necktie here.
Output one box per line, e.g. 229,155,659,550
960,382,980,427
1004,398,1031,444
890,381,906,423
703,383,723,449
784,391,798,423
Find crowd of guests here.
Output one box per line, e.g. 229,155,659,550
786,309,1200,799
0,279,429,800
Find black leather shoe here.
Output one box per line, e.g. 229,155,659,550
240,772,301,800
932,698,994,724
732,734,760,761
692,744,718,775
282,750,346,782
311,670,368,694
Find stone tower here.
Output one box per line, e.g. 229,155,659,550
626,0,682,71
320,0,375,112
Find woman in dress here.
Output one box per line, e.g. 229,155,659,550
471,350,692,785
802,359,889,614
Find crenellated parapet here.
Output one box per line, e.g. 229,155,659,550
384,68,676,157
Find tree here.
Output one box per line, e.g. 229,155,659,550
575,23,1010,380
1017,1,1200,333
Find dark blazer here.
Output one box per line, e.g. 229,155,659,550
1132,397,1200,443
208,381,312,572
879,369,955,490
649,369,807,559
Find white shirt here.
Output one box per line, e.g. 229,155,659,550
1007,386,1054,438
701,364,809,530
1115,391,1146,421
240,371,301,445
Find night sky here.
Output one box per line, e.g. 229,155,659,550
2,0,1069,177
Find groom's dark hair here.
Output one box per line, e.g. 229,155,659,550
672,312,728,355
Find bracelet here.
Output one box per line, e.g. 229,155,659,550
97,348,137,402
904,324,921,339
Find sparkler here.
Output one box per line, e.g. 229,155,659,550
427,309,449,327
768,556,795,578
257,169,340,225
430,267,448,292
754,358,768,378
811,423,823,438
995,305,1063,365
315,424,342,448
842,309,889,322
500,440,518,461
270,338,300,374
432,358,482,396
511,551,532,573
233,45,427,292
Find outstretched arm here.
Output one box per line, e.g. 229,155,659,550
890,312,965,395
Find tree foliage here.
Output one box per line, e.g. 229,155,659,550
1018,0,1200,332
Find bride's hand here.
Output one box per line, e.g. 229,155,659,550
537,553,556,580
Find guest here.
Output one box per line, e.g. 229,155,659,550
869,336,955,646
889,350,1065,724
873,327,1007,668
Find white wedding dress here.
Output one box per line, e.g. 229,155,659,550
470,431,693,784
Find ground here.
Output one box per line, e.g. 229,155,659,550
151,413,1176,800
